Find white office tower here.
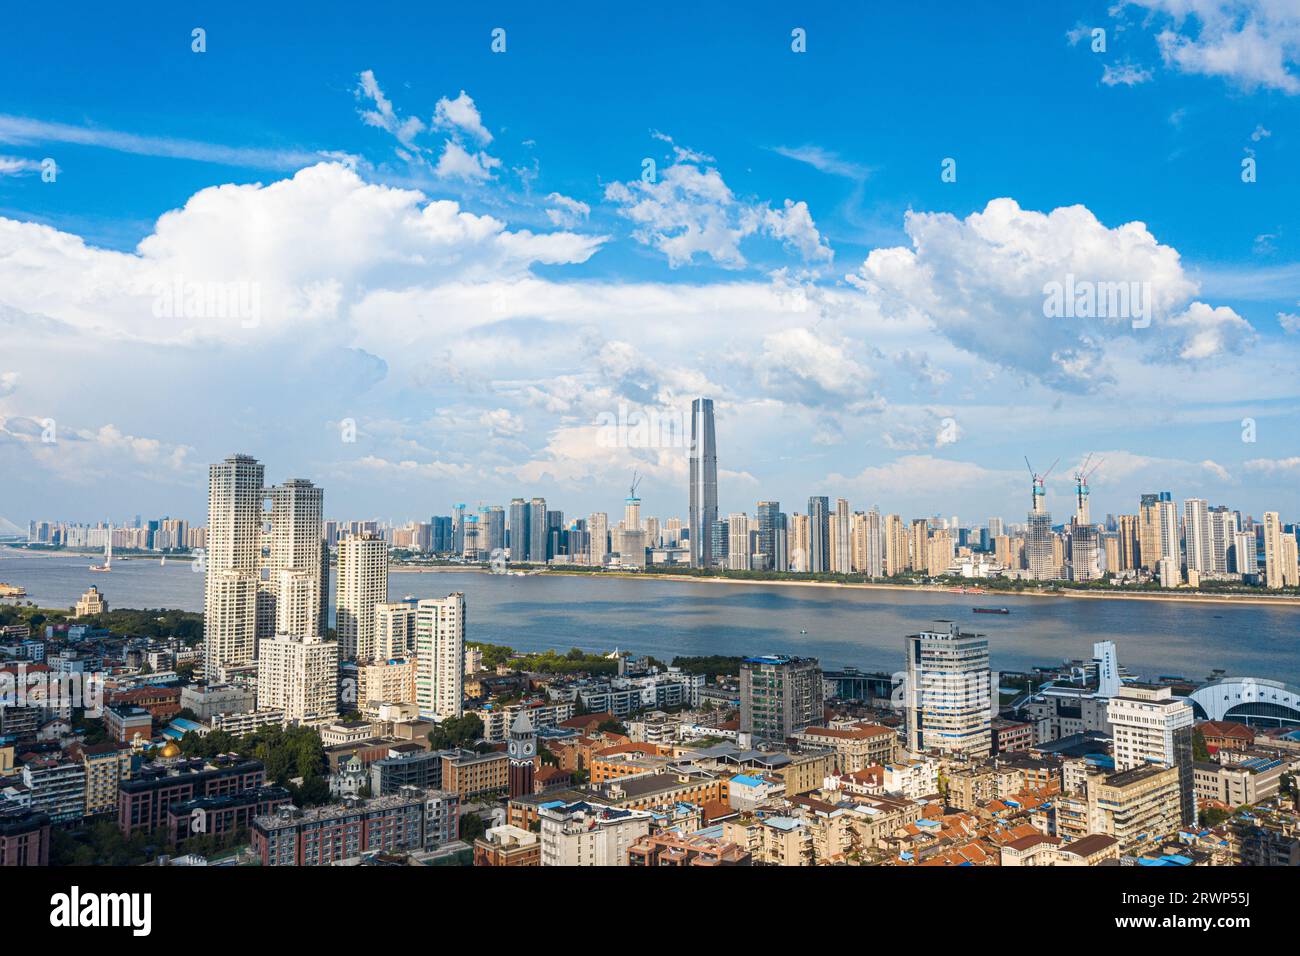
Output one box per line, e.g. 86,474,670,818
374,600,417,659
267,478,325,637
275,569,319,639
416,593,465,719
1183,498,1212,575
337,533,388,660
987,517,1004,539
1106,683,1196,825
727,513,751,570
588,512,609,567
1093,641,1121,698
904,623,992,758
257,632,339,725
204,454,265,681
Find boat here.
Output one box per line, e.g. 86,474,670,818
160,556,167,567
972,606,1010,615
0,582,26,598
89,526,113,572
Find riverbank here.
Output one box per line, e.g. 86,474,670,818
535,568,1300,608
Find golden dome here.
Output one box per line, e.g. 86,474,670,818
159,740,182,759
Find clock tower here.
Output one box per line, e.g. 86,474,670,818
507,710,537,798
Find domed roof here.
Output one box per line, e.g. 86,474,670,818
159,740,182,759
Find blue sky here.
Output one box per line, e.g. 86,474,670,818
2,0,1299,529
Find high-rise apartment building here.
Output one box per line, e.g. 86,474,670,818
904,623,992,757
1117,514,1140,571
375,599,418,659
1263,511,1288,589
688,398,718,569
739,655,823,743
257,632,339,725
788,513,809,571
884,514,908,576
204,454,265,680
1208,505,1237,575
588,512,609,566
1106,683,1195,826
267,478,325,638
416,593,465,719
831,498,851,574
337,533,388,660
1184,498,1212,576
727,513,751,571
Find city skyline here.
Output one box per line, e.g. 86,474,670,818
3,4,1300,525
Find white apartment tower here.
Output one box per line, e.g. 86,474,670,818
416,593,465,719
1183,498,1212,576
831,498,852,574
727,513,751,571
588,512,609,567
374,600,418,659
1263,511,1287,589
267,479,326,636
257,632,339,725
336,533,388,660
203,454,265,680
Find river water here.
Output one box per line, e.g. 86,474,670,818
3,549,1297,683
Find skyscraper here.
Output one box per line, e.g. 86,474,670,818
727,513,750,570
588,512,609,566
416,593,465,719
688,398,718,569
831,498,851,574
904,623,992,757
807,496,830,573
884,514,908,576
204,454,265,681
1184,498,1212,576
529,497,548,564
1263,512,1289,589
1025,472,1055,581
267,478,325,637
508,498,530,561
756,501,784,572
337,533,388,660
1208,505,1237,575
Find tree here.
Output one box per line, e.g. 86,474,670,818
428,713,484,751
1193,729,1210,763
459,811,487,843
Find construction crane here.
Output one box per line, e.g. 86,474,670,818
1024,456,1059,515
628,470,642,501
1073,454,1104,524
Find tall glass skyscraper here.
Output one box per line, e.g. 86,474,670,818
756,501,786,572
807,496,830,573
689,398,718,568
